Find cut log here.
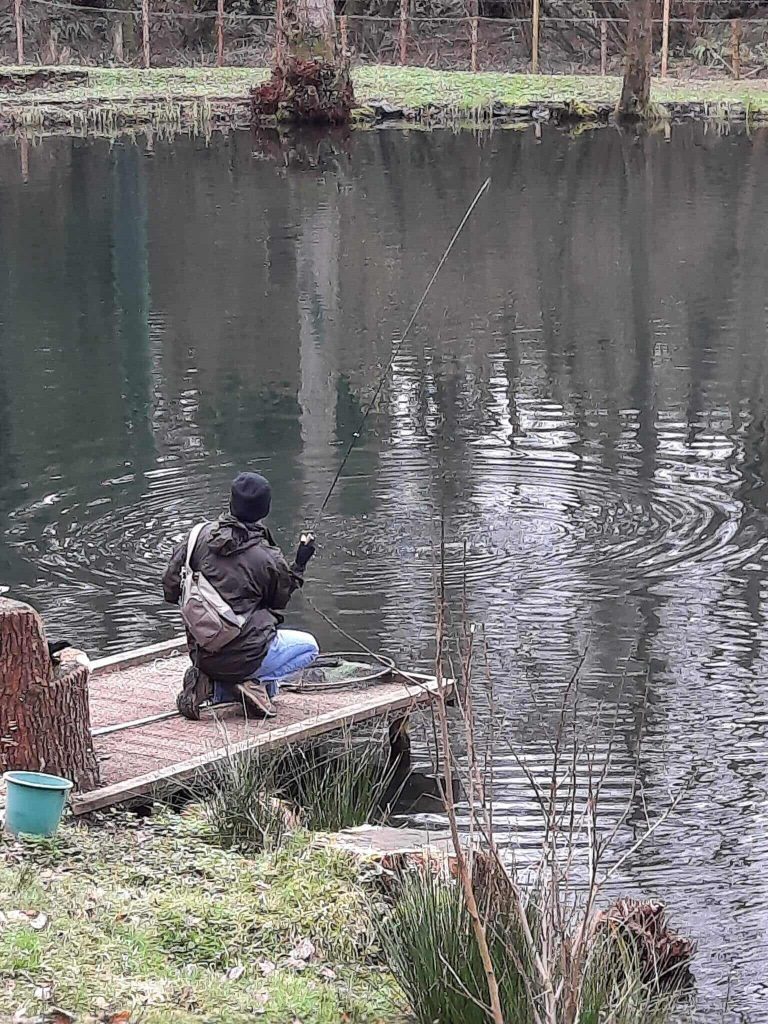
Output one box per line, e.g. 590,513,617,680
0,598,99,792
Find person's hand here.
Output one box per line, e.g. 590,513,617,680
295,532,316,570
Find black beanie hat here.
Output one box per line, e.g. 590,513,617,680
230,472,272,523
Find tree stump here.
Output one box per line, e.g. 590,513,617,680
0,598,99,791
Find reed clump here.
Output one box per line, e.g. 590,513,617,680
201,726,397,852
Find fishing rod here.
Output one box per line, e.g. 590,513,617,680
307,175,491,534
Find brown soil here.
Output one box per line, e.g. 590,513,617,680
0,68,88,94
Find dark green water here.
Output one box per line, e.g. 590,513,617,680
1,126,768,1018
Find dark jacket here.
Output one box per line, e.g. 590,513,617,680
162,514,303,683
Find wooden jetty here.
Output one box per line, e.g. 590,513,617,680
72,636,450,816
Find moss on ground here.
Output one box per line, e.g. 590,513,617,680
0,810,398,1024
1,65,768,116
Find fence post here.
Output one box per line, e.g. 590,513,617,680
470,0,478,72
340,13,348,57
600,19,607,75
661,0,670,78
216,0,224,66
112,18,125,62
399,0,408,65
275,0,284,67
14,0,24,64
531,0,539,74
732,19,742,80
142,0,150,68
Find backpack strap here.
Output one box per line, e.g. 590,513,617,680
185,522,208,573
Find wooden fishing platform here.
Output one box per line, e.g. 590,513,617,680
71,637,450,816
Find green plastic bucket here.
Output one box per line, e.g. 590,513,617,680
3,771,74,837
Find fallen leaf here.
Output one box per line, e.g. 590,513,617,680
48,1011,76,1024
176,987,197,1012
225,966,245,982
283,958,308,972
29,912,48,931
106,1011,131,1023
288,938,315,962
319,967,337,981
257,960,276,977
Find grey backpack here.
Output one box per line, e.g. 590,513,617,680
180,523,245,652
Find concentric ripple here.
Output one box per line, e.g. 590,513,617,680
5,452,764,619
327,453,765,595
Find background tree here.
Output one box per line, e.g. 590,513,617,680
617,0,654,120
251,0,354,123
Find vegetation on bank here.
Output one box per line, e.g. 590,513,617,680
0,809,398,1024
0,716,695,1024
1,65,768,132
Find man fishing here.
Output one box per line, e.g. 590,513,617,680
162,471,319,720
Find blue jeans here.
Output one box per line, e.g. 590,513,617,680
213,629,319,702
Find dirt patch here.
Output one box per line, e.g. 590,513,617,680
0,68,89,94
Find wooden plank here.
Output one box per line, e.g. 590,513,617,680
72,678,451,815
216,0,224,66
732,19,742,80
661,0,671,78
142,0,150,68
91,709,181,737
91,636,187,675
470,7,478,73
399,0,408,65
14,0,24,65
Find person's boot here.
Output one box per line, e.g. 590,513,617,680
176,665,212,721
235,680,277,719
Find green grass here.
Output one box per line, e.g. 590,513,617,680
0,809,397,1024
2,64,768,115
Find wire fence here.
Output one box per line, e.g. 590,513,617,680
1,0,767,78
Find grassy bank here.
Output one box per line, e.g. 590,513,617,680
0,810,397,1024
1,65,768,134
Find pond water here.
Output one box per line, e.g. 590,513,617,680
1,125,767,1018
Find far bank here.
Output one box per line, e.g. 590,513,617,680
2,65,768,135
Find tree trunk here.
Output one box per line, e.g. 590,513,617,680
251,0,354,123
0,599,99,791
617,0,653,121
281,0,338,64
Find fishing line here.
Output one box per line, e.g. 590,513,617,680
309,175,491,532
